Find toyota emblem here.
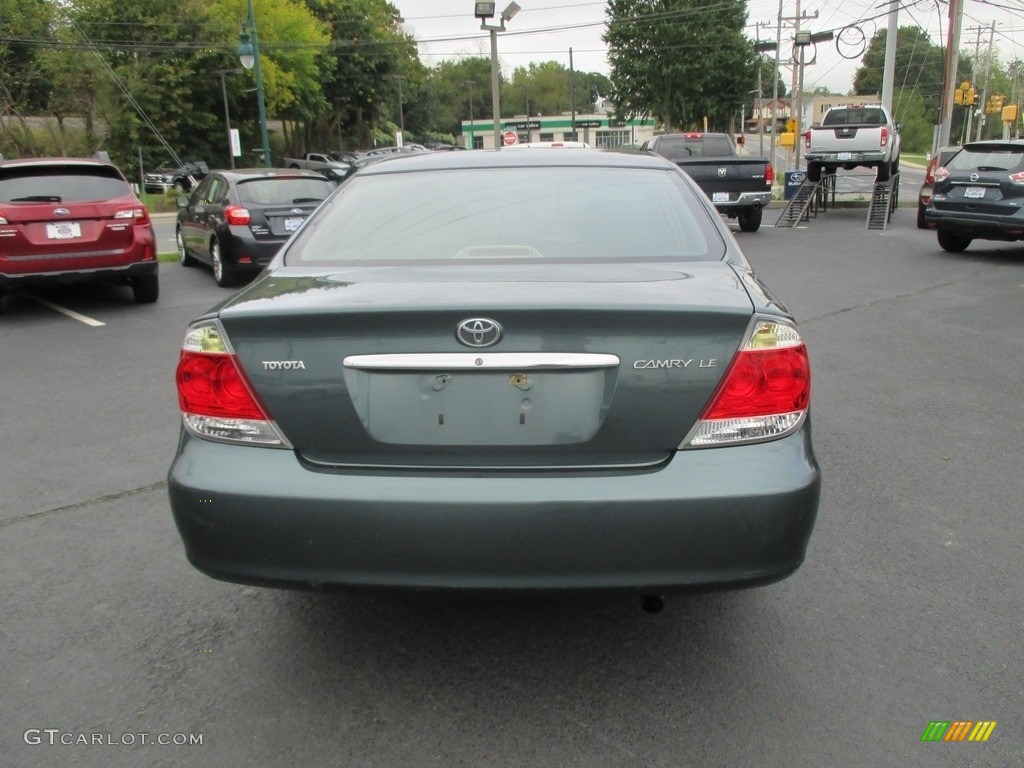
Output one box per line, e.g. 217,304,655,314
456,318,503,348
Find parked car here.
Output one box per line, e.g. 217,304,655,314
0,157,159,304
916,146,960,229
168,149,821,602
144,159,209,194
175,168,335,287
924,139,1024,252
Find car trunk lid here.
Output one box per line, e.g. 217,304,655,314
217,263,754,468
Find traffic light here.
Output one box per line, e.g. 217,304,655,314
986,94,1005,114
954,81,976,106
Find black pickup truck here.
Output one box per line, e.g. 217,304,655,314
640,133,773,231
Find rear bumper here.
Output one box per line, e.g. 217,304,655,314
713,191,772,211
924,209,1024,240
168,424,821,593
0,258,158,288
805,151,888,164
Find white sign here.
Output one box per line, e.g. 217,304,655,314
230,128,241,158
396,131,404,148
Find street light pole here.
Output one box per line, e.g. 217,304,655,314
478,2,520,149
237,0,271,168
463,80,476,149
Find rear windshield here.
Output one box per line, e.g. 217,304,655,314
652,136,733,158
235,177,335,205
285,166,724,266
947,146,1024,172
822,108,886,126
0,165,132,203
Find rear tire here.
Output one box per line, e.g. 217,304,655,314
737,207,762,232
177,227,197,267
937,231,971,253
876,161,891,182
211,239,237,288
132,273,159,303
916,203,927,230
807,162,822,182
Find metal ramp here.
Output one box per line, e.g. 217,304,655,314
775,174,836,228
865,173,899,230
775,181,820,228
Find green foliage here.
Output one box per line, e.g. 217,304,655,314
853,27,948,113
604,0,756,130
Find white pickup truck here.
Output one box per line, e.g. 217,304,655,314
804,105,901,183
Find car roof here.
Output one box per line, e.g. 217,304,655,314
355,148,677,176
0,157,116,170
960,140,1024,151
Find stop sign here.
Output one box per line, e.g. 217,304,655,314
502,130,518,146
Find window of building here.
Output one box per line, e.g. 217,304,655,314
539,132,554,142
595,130,631,149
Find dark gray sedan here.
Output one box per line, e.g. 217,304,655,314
169,150,820,603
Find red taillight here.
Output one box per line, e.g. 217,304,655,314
880,127,889,147
685,319,811,447
177,351,267,420
114,205,150,224
924,156,938,184
933,167,950,184
804,131,811,149
0,210,8,225
703,346,810,420
765,163,774,186
683,132,703,138
176,322,287,446
1009,171,1024,186
224,205,251,226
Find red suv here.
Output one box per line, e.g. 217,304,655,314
0,157,159,303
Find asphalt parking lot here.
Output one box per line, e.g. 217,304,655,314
2,207,1021,767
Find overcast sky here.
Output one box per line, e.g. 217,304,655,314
394,0,1024,96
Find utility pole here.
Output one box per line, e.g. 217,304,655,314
964,24,986,142
976,21,997,141
939,0,964,148
880,3,898,112
779,4,818,171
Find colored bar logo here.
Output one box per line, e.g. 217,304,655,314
921,721,996,742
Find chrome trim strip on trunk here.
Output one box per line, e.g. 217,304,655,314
343,353,620,371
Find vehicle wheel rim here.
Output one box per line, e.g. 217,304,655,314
177,230,186,264
212,244,223,282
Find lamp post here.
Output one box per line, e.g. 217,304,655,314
214,68,242,169
463,80,476,148
476,2,521,149
236,0,271,168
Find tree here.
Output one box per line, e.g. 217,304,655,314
0,0,60,155
853,27,947,111
604,0,757,131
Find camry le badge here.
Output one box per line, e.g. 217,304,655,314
456,318,502,348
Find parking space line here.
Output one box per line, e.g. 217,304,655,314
29,296,106,327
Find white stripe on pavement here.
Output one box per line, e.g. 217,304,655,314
29,296,106,327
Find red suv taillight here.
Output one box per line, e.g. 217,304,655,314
924,156,939,185
932,167,950,184
224,205,252,225
176,322,288,446
114,205,150,224
684,318,810,448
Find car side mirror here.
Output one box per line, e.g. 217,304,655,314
176,194,190,208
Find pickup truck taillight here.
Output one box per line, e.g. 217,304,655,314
804,131,811,149
880,127,889,147
765,163,774,187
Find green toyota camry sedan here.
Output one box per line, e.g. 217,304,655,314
168,148,820,601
